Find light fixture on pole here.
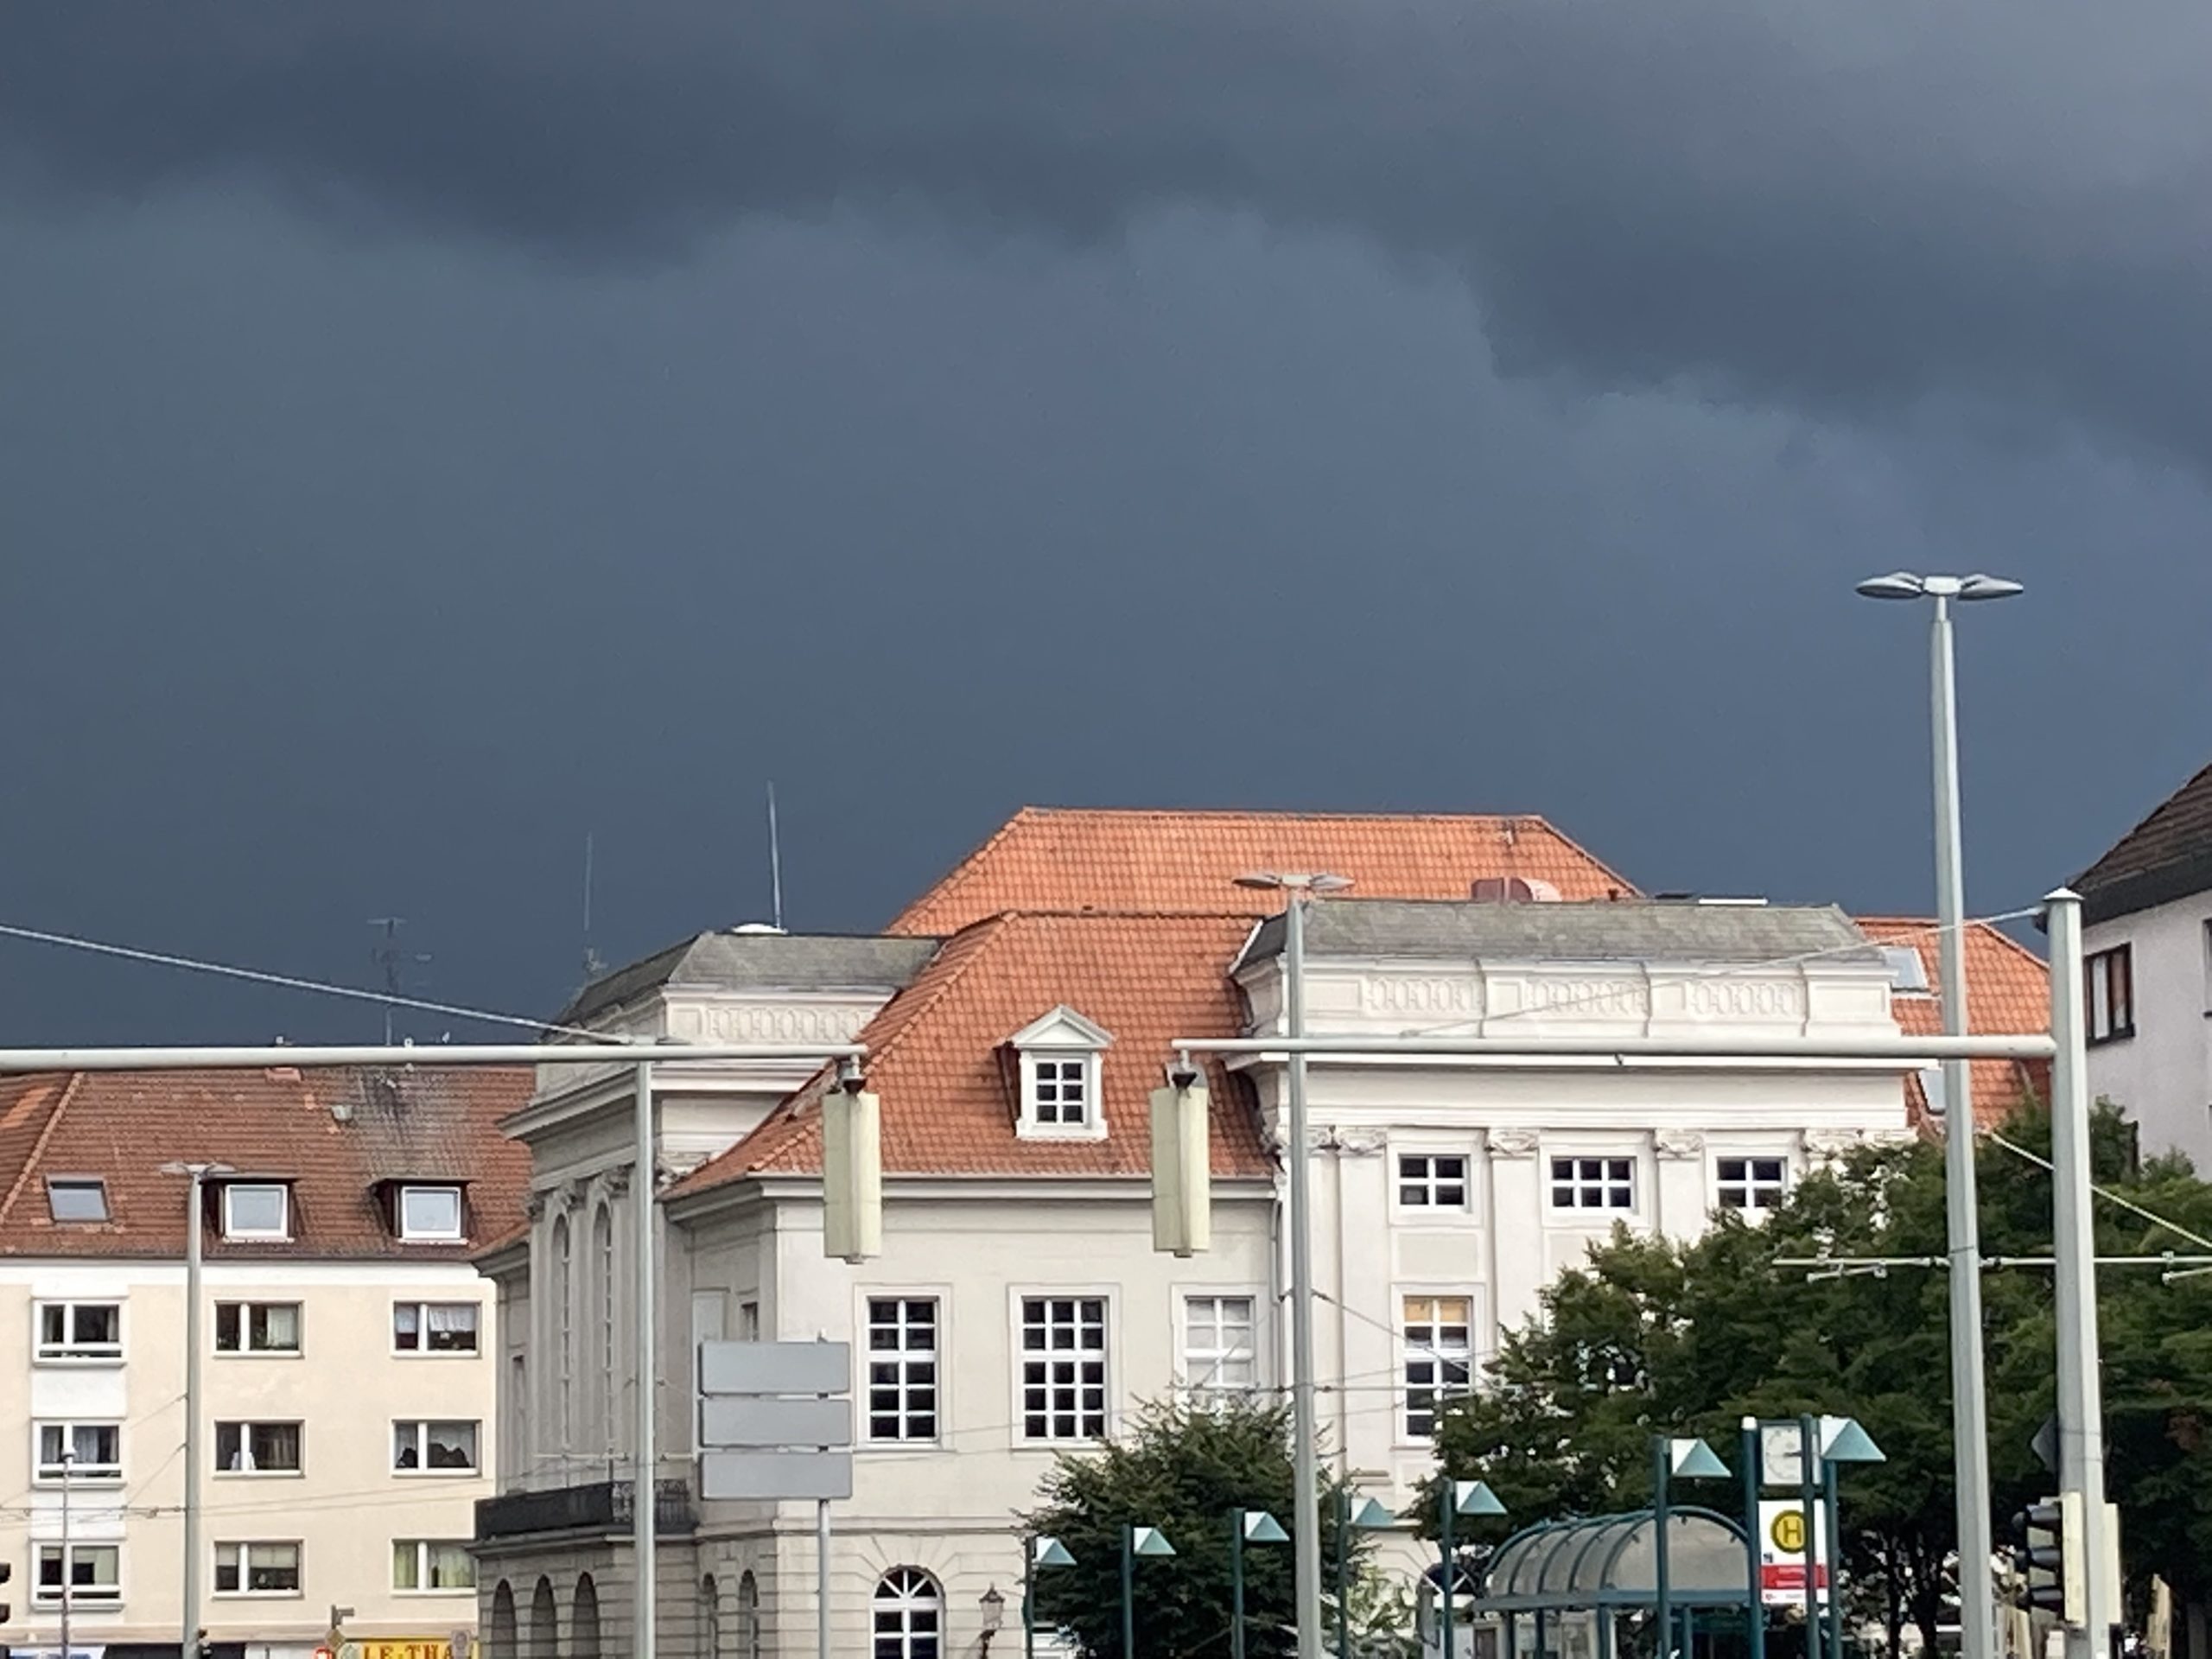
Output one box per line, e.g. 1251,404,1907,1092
1234,869,1352,1659
1652,1437,1729,1659
1855,566,2021,1659
1022,1536,1075,1659
1335,1494,1397,1658
1438,1479,1506,1659
1230,1510,1290,1659
159,1158,233,1659
1121,1525,1175,1658
1815,1417,1885,1659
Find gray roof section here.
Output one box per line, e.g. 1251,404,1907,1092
1243,899,1878,967
557,931,941,1028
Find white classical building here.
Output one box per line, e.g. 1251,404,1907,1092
468,807,1986,1659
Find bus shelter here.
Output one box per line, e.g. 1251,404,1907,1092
1465,1508,1755,1659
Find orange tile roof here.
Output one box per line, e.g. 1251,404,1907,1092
888,806,1636,936
1858,918,2050,1129
669,911,1274,1192
0,1066,533,1259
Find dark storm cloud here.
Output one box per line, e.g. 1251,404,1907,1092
4,3,2211,462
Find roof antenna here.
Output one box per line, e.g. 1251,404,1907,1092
766,783,785,932
582,833,606,981
368,918,430,1046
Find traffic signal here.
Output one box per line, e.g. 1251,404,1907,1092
2009,1493,2085,1621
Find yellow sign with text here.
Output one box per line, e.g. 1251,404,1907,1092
1769,1509,1807,1554
358,1641,467,1659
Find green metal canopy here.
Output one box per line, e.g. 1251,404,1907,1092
1478,1507,1753,1612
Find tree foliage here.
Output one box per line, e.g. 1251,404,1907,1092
1425,1104,2212,1652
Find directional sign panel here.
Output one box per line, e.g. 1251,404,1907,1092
699,1340,851,1397
701,1449,855,1502
701,1395,851,1450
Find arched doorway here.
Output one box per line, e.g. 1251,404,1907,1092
873,1568,943,1659
486,1581,518,1659
572,1572,602,1659
737,1571,761,1659
527,1577,558,1659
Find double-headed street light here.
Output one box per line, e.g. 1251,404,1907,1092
1234,869,1352,1659
1855,568,2021,1659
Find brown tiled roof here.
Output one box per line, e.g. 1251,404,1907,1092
0,1066,533,1259
888,806,1636,935
669,911,1274,1192
1858,918,2050,1129
2073,759,2212,924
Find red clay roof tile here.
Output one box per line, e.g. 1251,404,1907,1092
1858,917,2050,1129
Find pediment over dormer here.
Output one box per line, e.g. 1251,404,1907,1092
1006,1005,1115,1052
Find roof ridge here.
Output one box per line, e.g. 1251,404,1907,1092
860,912,1015,1076
887,805,1038,934
0,1072,84,1226
2076,756,2212,884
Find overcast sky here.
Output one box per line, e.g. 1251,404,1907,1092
3,3,2207,1043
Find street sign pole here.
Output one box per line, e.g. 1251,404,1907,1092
1798,1416,1821,1657
1739,1420,1765,1659
1821,1459,1844,1659
1652,1439,1672,1659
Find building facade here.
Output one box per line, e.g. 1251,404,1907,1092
0,1065,530,1659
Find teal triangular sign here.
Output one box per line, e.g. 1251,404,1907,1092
1132,1526,1176,1558
1352,1497,1398,1529
1243,1510,1290,1543
1819,1416,1885,1465
1453,1480,1508,1516
1669,1438,1730,1480
1033,1537,1076,1568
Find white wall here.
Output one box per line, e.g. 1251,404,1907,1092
2086,896,2212,1167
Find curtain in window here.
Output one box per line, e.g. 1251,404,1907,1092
259,1304,300,1349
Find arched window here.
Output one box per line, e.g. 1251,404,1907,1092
572,1572,602,1659
702,1573,721,1658
527,1577,558,1659
873,1568,942,1659
737,1570,761,1659
594,1202,615,1453
550,1217,573,1453
487,1580,518,1659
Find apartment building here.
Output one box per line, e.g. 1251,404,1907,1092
469,807,2052,1659
0,1064,531,1659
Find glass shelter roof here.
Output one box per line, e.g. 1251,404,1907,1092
1478,1508,1753,1611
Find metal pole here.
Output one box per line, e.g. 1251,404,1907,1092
60,1446,73,1658
1741,1419,1766,1659
1929,594,1996,1659
1334,1490,1351,1659
1024,1540,1036,1659
1821,1459,1844,1659
1233,1510,1248,1659
1287,891,1324,1659
1653,1440,1672,1659
1798,1416,1820,1659
1122,1526,1136,1659
2046,890,2116,1659
1441,1485,1458,1659
182,1165,207,1659
632,1061,657,1659
0,1040,869,1071
817,1497,832,1659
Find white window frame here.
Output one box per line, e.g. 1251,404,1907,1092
1399,1291,1475,1444
1395,1150,1472,1214
1548,1154,1637,1214
398,1184,466,1242
1013,1288,1114,1444
36,1541,122,1606
393,1300,482,1356
872,1567,944,1659
1010,1007,1114,1142
35,1420,124,1484
393,1418,480,1476
862,1294,943,1446
213,1541,302,1597
392,1539,478,1594
221,1182,292,1241
216,1300,303,1356
1179,1291,1259,1400
215,1420,304,1476
2088,944,2135,1045
35,1299,123,1363
1714,1154,1789,1213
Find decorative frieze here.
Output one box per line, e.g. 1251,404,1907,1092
665,999,873,1046
1486,1128,1542,1160
1654,1130,1706,1160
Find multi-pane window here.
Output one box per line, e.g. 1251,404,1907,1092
36,1421,122,1481
1183,1295,1257,1397
216,1301,302,1354
1020,1297,1108,1441
1402,1295,1473,1440
36,1543,121,1605
393,1419,480,1473
873,1567,943,1659
221,1182,291,1240
47,1177,110,1223
392,1540,477,1592
399,1185,465,1241
216,1421,302,1474
866,1299,939,1442
394,1301,480,1353
1550,1156,1635,1211
1397,1154,1469,1210
1715,1157,1788,1211
36,1300,122,1362
1028,1057,1090,1127
214,1541,302,1595
2088,946,2135,1044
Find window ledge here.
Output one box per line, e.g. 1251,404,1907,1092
214,1470,305,1480
394,1587,480,1598
34,1355,125,1367
212,1590,305,1600
392,1469,483,1479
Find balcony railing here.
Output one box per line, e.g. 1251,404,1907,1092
476,1478,696,1541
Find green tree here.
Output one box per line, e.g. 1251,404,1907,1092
1022,1398,1379,1657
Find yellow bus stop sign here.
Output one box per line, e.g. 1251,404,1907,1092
1770,1508,1807,1554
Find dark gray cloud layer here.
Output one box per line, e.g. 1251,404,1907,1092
5,3,2211,462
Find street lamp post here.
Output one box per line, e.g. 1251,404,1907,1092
1231,1510,1291,1659
1121,1526,1175,1657
159,1158,233,1659
1337,1495,1396,1656
1022,1535,1075,1659
1439,1479,1507,1659
1235,870,1352,1659
1856,569,2021,1659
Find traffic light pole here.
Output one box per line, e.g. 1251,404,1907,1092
2045,892,2116,1659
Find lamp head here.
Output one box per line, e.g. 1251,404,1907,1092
1854,572,1927,601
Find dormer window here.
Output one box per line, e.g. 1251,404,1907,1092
1008,1007,1114,1141
222,1183,290,1242
398,1185,465,1243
